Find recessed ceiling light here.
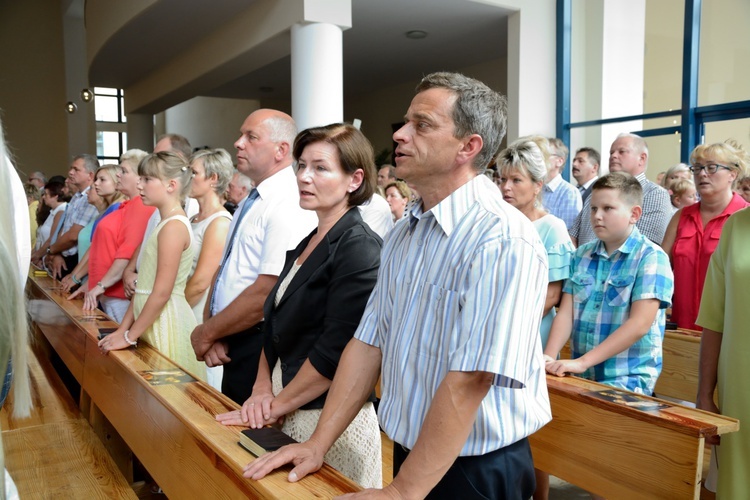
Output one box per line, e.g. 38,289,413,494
405,30,428,40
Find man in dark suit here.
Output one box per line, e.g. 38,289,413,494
572,146,600,204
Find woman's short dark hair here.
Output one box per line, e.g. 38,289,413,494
44,180,68,202
292,123,376,207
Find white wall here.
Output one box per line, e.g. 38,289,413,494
161,97,261,158
346,57,508,156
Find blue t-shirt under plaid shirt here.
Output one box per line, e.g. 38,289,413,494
564,227,674,394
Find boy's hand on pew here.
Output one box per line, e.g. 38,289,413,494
546,358,587,377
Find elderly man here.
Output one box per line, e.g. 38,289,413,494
571,146,600,204
543,138,582,229
42,155,99,278
27,170,46,191
245,73,551,499
570,133,671,246
225,170,253,215
190,109,316,404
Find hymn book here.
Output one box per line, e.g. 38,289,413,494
239,427,298,457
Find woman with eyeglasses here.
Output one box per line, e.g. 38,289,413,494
661,140,748,330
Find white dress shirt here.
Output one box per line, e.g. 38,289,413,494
211,166,317,314
358,194,394,239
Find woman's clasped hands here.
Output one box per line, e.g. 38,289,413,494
216,388,282,429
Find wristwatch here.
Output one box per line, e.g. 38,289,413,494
97,281,107,290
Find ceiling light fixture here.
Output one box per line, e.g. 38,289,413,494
66,102,77,114
81,88,94,102
405,30,428,40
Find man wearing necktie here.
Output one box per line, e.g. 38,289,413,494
190,109,316,404
571,146,600,204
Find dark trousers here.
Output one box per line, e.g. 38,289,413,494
221,322,264,405
393,437,535,500
60,253,78,278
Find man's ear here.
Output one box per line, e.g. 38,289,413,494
456,134,484,167
630,204,643,224
275,141,290,161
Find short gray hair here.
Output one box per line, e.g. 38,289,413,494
74,154,100,174
616,133,649,157
190,148,235,195
497,138,548,185
416,72,507,172
265,115,297,147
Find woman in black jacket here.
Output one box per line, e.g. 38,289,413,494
218,123,383,488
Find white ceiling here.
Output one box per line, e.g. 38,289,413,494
89,0,512,105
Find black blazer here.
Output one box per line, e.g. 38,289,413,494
263,207,382,410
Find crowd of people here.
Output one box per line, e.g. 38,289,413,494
3,70,749,499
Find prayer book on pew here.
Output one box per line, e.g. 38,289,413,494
239,427,298,457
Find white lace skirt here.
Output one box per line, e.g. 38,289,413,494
272,362,382,489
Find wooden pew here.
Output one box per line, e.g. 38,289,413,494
3,419,136,499
560,328,709,404
2,347,134,498
529,374,738,499
655,328,702,403
1,345,80,430
27,275,361,498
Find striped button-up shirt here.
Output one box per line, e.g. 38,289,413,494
355,175,552,455
565,227,674,394
59,186,99,257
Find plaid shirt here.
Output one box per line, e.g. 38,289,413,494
543,174,582,229
570,173,671,246
564,227,673,394
60,186,99,257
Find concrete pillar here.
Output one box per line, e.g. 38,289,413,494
291,22,344,131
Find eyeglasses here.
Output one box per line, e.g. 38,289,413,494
689,163,732,175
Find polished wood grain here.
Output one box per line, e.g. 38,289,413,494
27,275,361,498
654,328,707,404
530,375,738,499
0,345,79,430
3,419,136,499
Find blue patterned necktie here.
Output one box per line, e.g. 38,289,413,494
209,189,259,315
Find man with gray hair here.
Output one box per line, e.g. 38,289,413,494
225,170,253,215
245,73,551,498
27,170,47,191
44,154,100,278
569,133,671,246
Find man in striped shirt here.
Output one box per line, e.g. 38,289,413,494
245,73,552,498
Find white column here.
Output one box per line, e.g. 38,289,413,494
291,22,343,131
126,113,154,152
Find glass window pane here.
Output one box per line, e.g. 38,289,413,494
97,131,122,158
94,87,117,96
699,0,750,106
95,95,120,122
703,119,750,153
570,0,684,122
568,117,681,183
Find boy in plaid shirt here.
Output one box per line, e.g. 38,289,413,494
544,172,673,394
